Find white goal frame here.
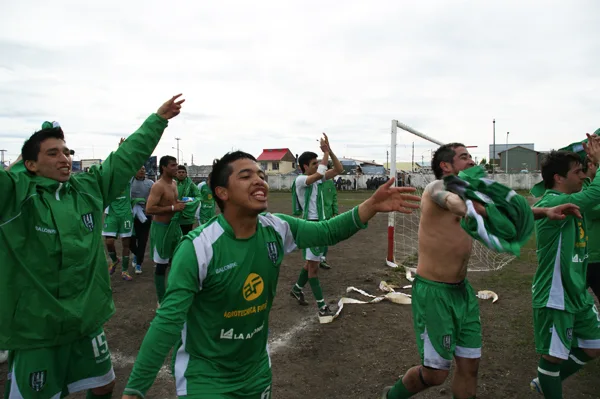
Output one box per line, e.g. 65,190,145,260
386,119,444,268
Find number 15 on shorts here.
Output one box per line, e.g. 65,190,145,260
91,331,111,363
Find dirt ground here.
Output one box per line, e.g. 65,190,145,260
2,191,599,398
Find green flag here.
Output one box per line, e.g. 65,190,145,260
444,166,534,257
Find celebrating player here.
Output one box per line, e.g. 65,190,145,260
146,155,186,304
528,137,600,398
0,94,184,398
102,138,136,281
382,143,586,399
290,134,343,320
121,150,420,398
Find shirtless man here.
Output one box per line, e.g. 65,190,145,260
146,155,186,304
382,143,584,399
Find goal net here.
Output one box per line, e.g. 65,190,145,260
386,120,515,272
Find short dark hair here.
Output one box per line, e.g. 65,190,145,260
177,165,187,171
541,150,582,189
298,151,318,173
432,143,465,179
22,127,65,163
159,155,177,175
210,151,257,212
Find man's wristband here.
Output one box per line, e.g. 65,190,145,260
171,205,174,211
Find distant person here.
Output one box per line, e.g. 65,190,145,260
130,165,154,274
176,165,201,235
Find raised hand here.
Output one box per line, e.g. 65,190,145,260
358,178,421,223
118,137,125,147
157,94,185,120
583,133,600,164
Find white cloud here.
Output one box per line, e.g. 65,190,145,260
1,0,599,165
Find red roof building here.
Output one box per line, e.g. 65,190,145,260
256,148,297,175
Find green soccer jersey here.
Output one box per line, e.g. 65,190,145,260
582,178,600,263
198,182,215,222
533,174,600,313
0,113,169,350
106,182,132,217
123,207,367,397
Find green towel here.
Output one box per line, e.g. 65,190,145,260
530,130,600,197
444,166,534,257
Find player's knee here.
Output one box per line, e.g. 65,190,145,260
542,354,563,364
155,263,168,275
582,348,600,359
421,366,449,386
90,380,115,395
105,237,115,246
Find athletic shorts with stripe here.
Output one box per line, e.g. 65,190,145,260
5,327,114,399
102,213,134,238
302,220,326,261
533,303,600,360
412,275,482,370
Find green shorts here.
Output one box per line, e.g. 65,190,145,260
533,304,600,359
102,213,134,238
412,275,482,370
6,328,114,398
150,220,182,264
302,220,327,262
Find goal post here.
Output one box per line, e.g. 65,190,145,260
386,119,516,272
386,120,443,268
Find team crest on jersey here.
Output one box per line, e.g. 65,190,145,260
267,241,278,264
82,213,94,231
566,328,573,341
29,370,46,392
442,335,452,351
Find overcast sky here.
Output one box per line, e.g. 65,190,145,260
1,0,599,166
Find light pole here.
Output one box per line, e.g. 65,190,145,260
492,119,496,177
172,147,184,165
506,131,510,173
175,137,181,164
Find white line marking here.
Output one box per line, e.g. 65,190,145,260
111,352,171,379
268,316,313,355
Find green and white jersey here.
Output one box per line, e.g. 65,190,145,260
124,207,367,397
533,174,600,313
198,181,216,221
106,182,132,218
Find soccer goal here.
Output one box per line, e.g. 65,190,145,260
386,120,516,273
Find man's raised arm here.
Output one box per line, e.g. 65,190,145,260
323,133,344,180
85,94,185,207
424,180,467,216
278,178,421,250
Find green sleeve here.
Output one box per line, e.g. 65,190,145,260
332,186,338,215
84,114,168,208
538,173,600,213
275,206,367,249
123,239,199,398
0,169,29,220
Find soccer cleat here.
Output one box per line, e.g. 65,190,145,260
108,258,121,275
290,289,308,306
380,386,391,399
319,260,332,269
0,350,8,364
318,305,335,324
530,377,543,394
121,271,133,281
135,264,142,274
